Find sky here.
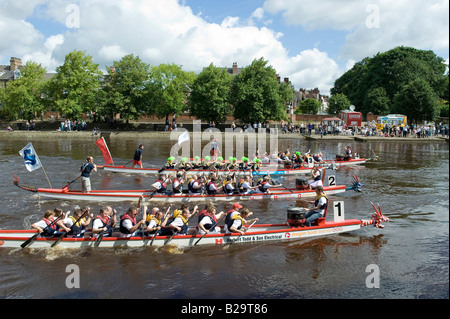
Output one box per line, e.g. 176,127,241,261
0,0,448,95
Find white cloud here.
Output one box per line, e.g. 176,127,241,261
263,0,449,62
8,0,446,97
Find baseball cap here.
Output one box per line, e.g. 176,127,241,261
232,203,243,209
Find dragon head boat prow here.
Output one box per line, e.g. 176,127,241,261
360,202,390,228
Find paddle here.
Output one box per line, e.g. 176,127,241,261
61,176,81,189
51,208,89,248
163,206,198,246
193,214,225,246
149,205,172,247
123,159,133,167
21,214,64,249
223,219,258,250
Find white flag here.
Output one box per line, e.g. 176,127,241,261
19,143,42,172
178,131,190,145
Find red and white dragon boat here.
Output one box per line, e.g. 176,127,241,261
0,203,388,249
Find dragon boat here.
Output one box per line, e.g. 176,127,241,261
0,203,388,249
11,172,363,203
102,165,314,176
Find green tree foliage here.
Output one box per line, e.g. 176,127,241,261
295,98,321,115
100,54,150,121
327,93,351,115
392,78,439,124
363,87,390,115
331,46,447,121
0,61,47,120
48,50,102,119
146,63,196,118
188,63,232,124
230,58,293,123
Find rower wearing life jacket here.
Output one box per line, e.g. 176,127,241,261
92,206,117,238
223,175,235,195
198,205,225,235
152,174,170,194
226,157,238,170
224,203,243,231
167,205,199,235
191,156,202,169
67,207,92,237
304,186,328,227
256,176,283,194
119,206,145,238
239,157,251,171
188,175,203,195
159,157,176,173
178,157,192,171
206,176,222,195
31,210,64,237
172,172,185,195
202,156,212,170
143,206,170,235
225,208,258,235
292,151,304,168
239,175,257,194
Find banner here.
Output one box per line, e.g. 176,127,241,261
19,143,42,172
178,131,190,145
95,137,114,165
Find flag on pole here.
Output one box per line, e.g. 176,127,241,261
178,131,190,145
95,137,114,165
19,143,42,172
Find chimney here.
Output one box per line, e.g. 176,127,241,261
232,62,238,75
10,57,22,71
284,77,289,84
276,74,280,83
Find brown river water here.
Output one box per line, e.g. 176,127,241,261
0,133,448,303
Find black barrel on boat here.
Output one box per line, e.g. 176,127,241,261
295,177,308,190
287,207,306,226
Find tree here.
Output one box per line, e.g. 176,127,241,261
48,50,102,119
363,87,390,115
230,58,292,123
328,93,351,115
145,63,196,118
188,63,232,124
331,46,447,120
392,79,439,124
296,98,321,115
100,54,150,121
0,61,48,120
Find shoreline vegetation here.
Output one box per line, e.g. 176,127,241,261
0,129,448,142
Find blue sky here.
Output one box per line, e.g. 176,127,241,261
1,0,448,95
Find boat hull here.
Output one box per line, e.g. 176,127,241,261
0,221,362,249
29,185,348,202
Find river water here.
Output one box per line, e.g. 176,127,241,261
0,133,448,302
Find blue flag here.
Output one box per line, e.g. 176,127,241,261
19,143,42,172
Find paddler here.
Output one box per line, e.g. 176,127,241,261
198,204,224,235
145,207,170,235
159,157,176,173
119,205,146,238
92,206,117,238
191,156,202,169
65,207,93,238
177,157,192,171
166,205,199,235
304,186,328,226
225,208,258,235
31,210,69,237
152,173,171,195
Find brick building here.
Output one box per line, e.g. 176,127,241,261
0,57,23,89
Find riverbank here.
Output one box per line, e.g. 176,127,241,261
0,129,448,142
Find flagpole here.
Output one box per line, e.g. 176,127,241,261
41,164,53,188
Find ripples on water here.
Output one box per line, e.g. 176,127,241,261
0,136,448,300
